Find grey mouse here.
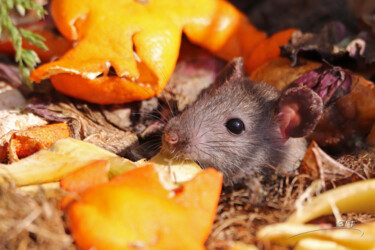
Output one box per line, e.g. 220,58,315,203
162,58,323,182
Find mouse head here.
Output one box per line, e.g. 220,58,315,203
163,58,322,177
213,57,323,139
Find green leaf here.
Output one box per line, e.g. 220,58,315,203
0,0,48,89
19,63,33,89
16,4,25,16
20,28,47,50
22,49,40,68
5,0,14,9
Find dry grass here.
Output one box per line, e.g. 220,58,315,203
0,181,75,250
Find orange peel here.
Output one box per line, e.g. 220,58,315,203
2,123,70,163
60,160,110,192
30,0,276,104
63,165,222,250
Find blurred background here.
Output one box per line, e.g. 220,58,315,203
230,0,374,34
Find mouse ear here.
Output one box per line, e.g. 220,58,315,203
276,86,323,138
214,57,245,88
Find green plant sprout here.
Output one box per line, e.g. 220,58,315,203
0,0,48,88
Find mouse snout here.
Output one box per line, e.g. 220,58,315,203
164,131,179,145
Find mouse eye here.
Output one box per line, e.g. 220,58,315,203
225,118,245,135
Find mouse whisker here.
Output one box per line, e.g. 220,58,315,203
137,143,162,155
132,141,160,151
201,145,246,149
160,91,178,118
197,117,203,137
153,106,173,121
202,140,257,144
131,112,165,122
197,148,212,158
196,129,211,139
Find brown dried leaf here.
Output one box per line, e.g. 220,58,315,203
26,94,138,156
300,141,366,182
250,57,321,90
281,22,349,65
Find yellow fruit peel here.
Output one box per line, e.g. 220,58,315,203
288,179,375,224
0,138,201,187
258,179,375,249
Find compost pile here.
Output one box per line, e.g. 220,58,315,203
1,0,375,249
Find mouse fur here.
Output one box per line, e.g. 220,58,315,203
162,64,307,182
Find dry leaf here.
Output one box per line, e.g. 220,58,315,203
299,141,366,183
250,57,322,90
26,94,138,155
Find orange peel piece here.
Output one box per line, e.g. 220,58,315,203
245,28,297,72
30,0,275,104
60,160,110,192
3,123,70,163
63,165,222,249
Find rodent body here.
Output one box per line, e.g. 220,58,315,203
162,58,321,182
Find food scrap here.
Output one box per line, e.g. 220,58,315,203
62,165,222,250
4,123,70,162
0,1,375,250
30,0,294,104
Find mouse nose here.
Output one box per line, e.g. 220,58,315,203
164,132,179,145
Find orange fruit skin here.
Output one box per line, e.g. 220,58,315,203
60,160,110,192
50,74,156,104
5,123,70,162
245,28,297,72
30,0,295,104
63,165,223,250
30,0,273,104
